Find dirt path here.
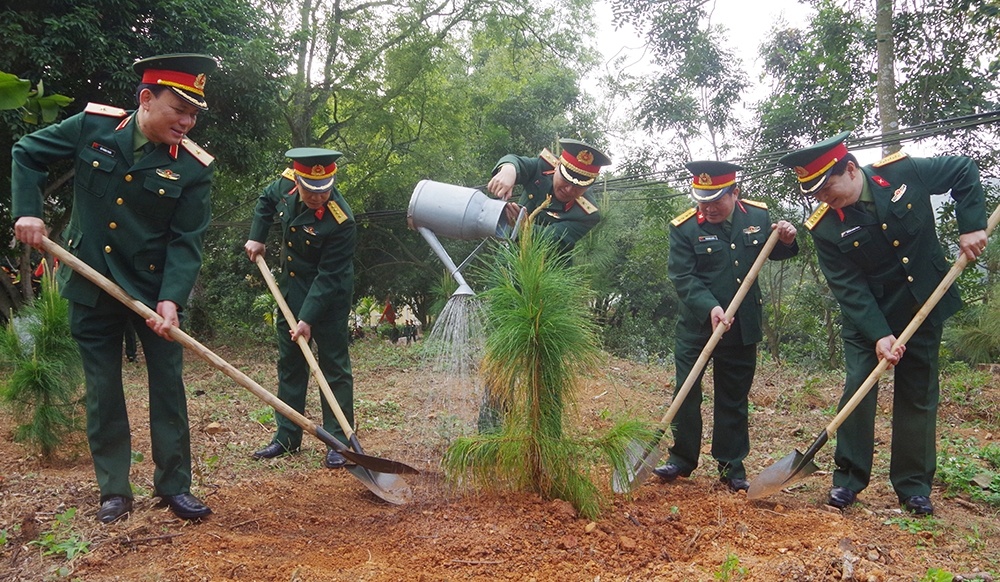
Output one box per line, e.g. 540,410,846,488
0,338,997,581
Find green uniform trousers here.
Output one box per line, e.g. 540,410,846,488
272,311,354,451
667,340,756,480
70,292,191,501
834,323,941,501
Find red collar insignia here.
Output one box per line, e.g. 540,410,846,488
872,175,890,187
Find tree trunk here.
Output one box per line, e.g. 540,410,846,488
876,0,901,156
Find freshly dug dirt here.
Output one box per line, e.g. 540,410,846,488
1,337,997,581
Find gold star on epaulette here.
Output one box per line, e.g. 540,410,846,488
539,147,559,169
742,199,768,210
576,197,598,214
805,203,831,230
181,138,215,167
671,207,697,227
85,102,127,118
327,200,349,224
873,151,908,168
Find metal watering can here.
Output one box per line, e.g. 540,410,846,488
407,180,523,296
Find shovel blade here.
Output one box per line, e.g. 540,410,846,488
346,465,413,505
747,450,820,499
612,438,652,494
612,436,666,494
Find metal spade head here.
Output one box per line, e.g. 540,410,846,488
347,465,414,505
612,438,652,494
747,450,820,500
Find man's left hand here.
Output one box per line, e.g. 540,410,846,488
959,230,988,261
291,320,311,342
148,300,180,340
773,220,797,245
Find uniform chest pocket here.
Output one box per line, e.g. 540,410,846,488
77,149,118,197
890,199,924,235
743,229,766,248
694,240,726,263
836,228,873,253
132,176,181,222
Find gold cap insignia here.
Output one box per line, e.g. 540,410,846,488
194,73,207,91
577,150,594,165
698,173,713,186
311,165,326,177
794,166,808,178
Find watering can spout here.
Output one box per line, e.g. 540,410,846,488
409,180,516,297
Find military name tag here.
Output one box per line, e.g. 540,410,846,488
891,184,907,202
156,168,180,180
840,226,861,238
91,142,115,157
698,235,718,242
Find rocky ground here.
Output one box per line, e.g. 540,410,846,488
0,335,998,581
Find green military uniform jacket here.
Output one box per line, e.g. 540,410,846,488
668,200,798,346
11,103,215,309
248,169,356,323
806,154,987,341
493,151,601,253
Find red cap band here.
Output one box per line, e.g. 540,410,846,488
560,150,600,178
141,69,206,96
293,160,338,180
794,141,848,183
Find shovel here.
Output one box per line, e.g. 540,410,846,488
613,226,782,493
748,202,1000,500
253,256,414,503
40,237,416,505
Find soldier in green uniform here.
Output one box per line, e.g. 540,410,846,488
245,148,357,469
779,133,988,515
487,138,611,255
653,161,799,491
11,54,218,522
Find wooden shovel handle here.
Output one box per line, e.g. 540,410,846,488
254,255,356,441
655,226,783,428
39,237,343,450
824,201,1000,437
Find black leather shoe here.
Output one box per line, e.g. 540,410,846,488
721,477,750,493
253,442,295,459
827,486,857,509
324,450,349,469
96,495,133,524
652,463,691,482
902,495,934,516
159,493,212,519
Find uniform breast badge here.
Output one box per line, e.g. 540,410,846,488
891,184,907,202
156,168,181,180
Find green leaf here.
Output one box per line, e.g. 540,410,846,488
0,72,32,110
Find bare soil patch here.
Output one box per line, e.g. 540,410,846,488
1,337,998,581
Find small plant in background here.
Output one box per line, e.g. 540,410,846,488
714,551,746,581
937,434,1000,508
442,219,651,519
29,508,89,561
884,515,942,536
0,271,84,458
919,567,954,582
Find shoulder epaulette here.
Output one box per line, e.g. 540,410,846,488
539,148,559,169
327,200,349,224
281,167,296,182
742,199,767,209
180,138,215,167
576,196,598,215
671,207,697,227
872,151,908,168
805,203,831,230
84,102,127,118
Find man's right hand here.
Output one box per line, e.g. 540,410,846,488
487,163,517,200
14,216,47,249
244,240,265,262
710,305,732,332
